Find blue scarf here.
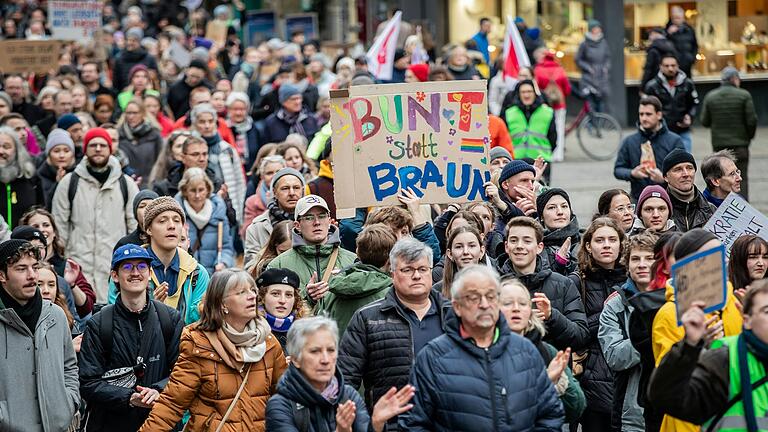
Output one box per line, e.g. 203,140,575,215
702,188,725,208
263,308,295,332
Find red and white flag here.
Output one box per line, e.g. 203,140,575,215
366,11,402,81
503,15,531,79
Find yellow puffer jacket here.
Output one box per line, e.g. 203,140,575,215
652,280,743,432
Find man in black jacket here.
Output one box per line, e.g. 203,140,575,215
644,54,699,152
112,28,159,93
338,237,450,430
666,6,699,78
495,216,589,351
662,149,716,232
78,244,183,432
166,60,214,119
614,96,685,200
641,28,678,90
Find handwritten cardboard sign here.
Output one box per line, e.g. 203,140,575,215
704,193,768,259
672,245,727,325
49,0,102,40
329,80,490,217
0,40,62,74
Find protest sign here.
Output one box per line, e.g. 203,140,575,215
329,80,491,216
0,40,61,74
704,192,768,258
285,13,318,41
49,0,102,40
243,10,277,47
672,245,727,325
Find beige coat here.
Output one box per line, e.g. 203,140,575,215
52,156,138,303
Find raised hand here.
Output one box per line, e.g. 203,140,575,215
371,385,415,432
547,348,571,384
532,292,552,321
306,272,330,301
154,282,169,303
556,237,572,262
682,301,707,345
335,400,356,432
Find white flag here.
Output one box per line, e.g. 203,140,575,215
366,11,402,81
502,16,531,79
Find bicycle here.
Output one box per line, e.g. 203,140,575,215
565,89,622,161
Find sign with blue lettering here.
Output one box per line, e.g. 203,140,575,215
329,81,490,216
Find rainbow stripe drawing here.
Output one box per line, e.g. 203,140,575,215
460,138,485,153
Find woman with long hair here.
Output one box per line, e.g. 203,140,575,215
569,217,627,432
93,94,116,125
38,263,77,336
728,234,768,291
70,83,92,112
277,141,317,183
250,220,292,276
20,207,96,319
537,188,581,275
140,269,288,432
117,99,163,186
148,130,188,186
436,226,485,298
595,189,635,233
143,92,174,137
500,278,586,423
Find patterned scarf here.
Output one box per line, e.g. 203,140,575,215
263,308,295,332
267,199,293,225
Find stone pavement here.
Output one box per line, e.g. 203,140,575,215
550,126,768,228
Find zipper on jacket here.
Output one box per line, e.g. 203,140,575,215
501,386,510,425
485,348,499,432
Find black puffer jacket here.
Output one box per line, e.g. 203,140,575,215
568,266,627,415
540,215,581,276
666,186,716,233
338,289,451,413
78,296,184,432
265,366,371,432
496,255,589,351
666,21,699,75
112,48,158,92
643,70,699,134
641,37,678,89
37,161,75,210
400,310,564,431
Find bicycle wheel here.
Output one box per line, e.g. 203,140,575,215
576,112,623,161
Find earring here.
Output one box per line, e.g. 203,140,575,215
223,308,229,314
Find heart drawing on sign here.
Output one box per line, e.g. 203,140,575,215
443,156,449,161
480,157,487,164
462,102,472,112
442,108,455,121
447,140,454,146
475,122,483,129
452,93,463,102
449,120,455,126
461,114,470,124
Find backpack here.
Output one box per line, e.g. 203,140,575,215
98,299,174,365
68,172,129,219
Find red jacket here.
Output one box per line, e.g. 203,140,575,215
534,53,572,110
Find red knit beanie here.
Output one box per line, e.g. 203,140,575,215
83,127,113,154
409,63,430,82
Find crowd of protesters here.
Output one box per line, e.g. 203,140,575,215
0,2,764,432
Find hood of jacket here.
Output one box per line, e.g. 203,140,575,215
318,159,334,180
73,155,124,186
513,92,545,114
277,363,347,408
649,37,676,55
497,254,552,291
656,69,687,89
627,287,667,313
542,215,580,248
630,215,676,234
120,47,150,63
327,262,391,299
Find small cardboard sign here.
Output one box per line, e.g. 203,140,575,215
49,0,102,41
329,80,491,216
704,192,768,259
0,40,62,74
672,245,728,326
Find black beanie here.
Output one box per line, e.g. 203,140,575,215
673,228,718,260
10,226,47,249
662,149,697,176
536,188,571,219
0,239,31,267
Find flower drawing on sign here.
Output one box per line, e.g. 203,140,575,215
449,128,456,136
386,135,394,144
483,136,490,145
416,91,426,102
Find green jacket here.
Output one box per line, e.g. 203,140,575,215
700,83,757,148
316,263,392,336
266,225,357,307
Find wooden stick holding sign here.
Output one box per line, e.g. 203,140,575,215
216,222,223,266
672,244,728,325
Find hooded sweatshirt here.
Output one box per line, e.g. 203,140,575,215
316,263,391,336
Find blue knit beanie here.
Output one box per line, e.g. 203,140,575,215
499,160,536,184
278,83,301,104
57,113,81,131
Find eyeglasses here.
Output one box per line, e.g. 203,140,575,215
397,266,430,277
726,169,742,178
298,213,330,223
119,262,149,273
612,204,636,214
185,151,208,159
226,287,258,298
461,292,499,306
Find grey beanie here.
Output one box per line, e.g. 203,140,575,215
45,128,75,155
126,27,144,40
0,91,11,109
489,147,512,163
270,167,306,190
133,189,159,221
